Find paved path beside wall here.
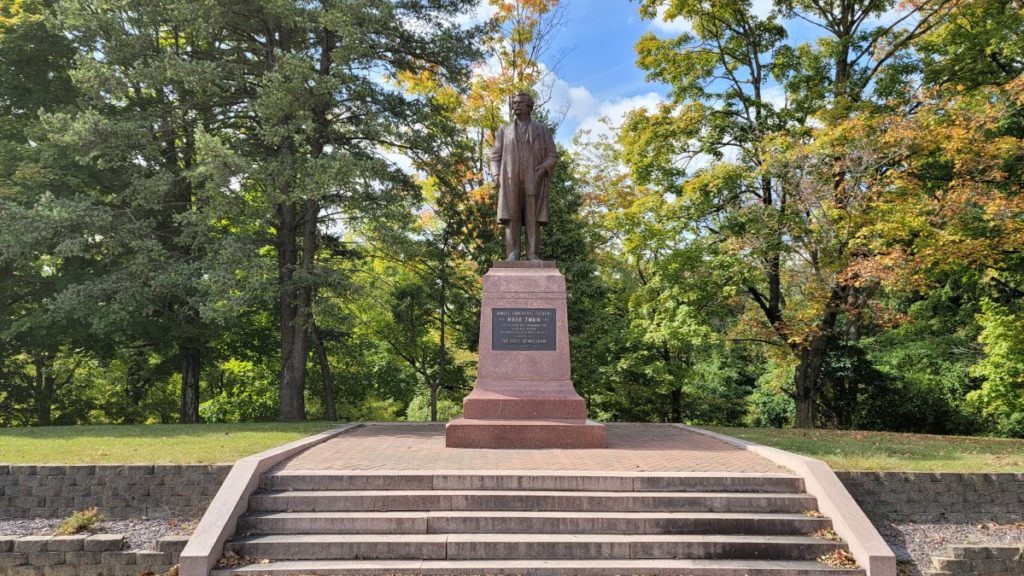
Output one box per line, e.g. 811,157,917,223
275,423,786,473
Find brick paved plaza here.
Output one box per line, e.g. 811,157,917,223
274,423,785,473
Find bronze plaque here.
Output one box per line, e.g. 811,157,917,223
492,308,556,351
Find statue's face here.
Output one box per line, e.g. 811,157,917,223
512,94,533,117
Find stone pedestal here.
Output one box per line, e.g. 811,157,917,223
445,261,606,449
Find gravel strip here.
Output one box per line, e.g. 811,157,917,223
0,517,196,551
877,521,1024,576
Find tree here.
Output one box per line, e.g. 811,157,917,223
27,0,250,423
175,0,482,420
573,126,748,424
0,0,105,425
624,0,958,427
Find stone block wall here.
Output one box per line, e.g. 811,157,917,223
837,472,1024,523
926,545,1024,575
0,534,187,576
0,465,231,519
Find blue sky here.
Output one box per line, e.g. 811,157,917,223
464,0,908,145
551,2,661,103
539,0,773,143
541,0,673,143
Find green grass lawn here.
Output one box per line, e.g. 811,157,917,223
0,422,339,464
707,427,1024,472
3,422,1022,471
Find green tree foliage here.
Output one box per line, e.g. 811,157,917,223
970,299,1024,437
0,0,111,426
623,0,962,428
3,0,1024,437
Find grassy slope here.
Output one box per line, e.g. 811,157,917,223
2,423,1022,471
0,422,338,464
707,427,1024,472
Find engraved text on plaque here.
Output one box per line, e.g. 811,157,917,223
492,308,556,351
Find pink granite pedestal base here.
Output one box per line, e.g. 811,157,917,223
445,418,606,449
445,262,605,449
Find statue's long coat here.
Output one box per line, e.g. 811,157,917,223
490,119,558,225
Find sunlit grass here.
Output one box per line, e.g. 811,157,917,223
706,427,1024,472
0,422,339,464
4,422,1022,471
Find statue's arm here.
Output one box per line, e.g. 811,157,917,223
490,126,504,185
537,126,558,175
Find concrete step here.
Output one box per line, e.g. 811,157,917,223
259,471,806,493
248,490,818,513
226,533,848,561
238,510,832,535
212,558,865,575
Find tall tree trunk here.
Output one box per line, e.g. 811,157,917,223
793,291,842,428
433,255,447,422
278,200,307,421
33,355,52,426
670,388,682,423
180,343,201,423
793,339,825,428
310,320,337,421
125,351,148,424
275,25,333,422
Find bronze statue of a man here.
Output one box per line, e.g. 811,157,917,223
490,91,558,261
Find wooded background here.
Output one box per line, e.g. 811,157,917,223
1,0,1022,436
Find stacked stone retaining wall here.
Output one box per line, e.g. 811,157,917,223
2,467,1021,524
926,545,1024,575
836,471,1024,524
0,534,187,576
0,465,231,520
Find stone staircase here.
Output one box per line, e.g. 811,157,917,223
211,470,865,575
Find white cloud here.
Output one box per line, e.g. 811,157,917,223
556,89,665,148
864,6,912,28
650,5,692,35
762,84,788,109
577,92,664,137
544,68,600,125
380,148,415,175
649,1,775,36
751,0,775,20
455,0,497,27
535,63,666,147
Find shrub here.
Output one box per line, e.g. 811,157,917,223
406,393,463,422
199,360,278,423
745,363,795,428
338,396,405,421
56,507,104,535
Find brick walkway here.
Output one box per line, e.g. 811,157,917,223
275,423,785,474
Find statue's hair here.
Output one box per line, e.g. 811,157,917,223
512,91,535,110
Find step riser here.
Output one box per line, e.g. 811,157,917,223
212,559,864,576
239,515,427,534
260,475,805,493
226,541,847,561
211,561,860,573
239,516,832,535
249,494,818,513
419,565,859,576
213,566,860,576
227,541,444,560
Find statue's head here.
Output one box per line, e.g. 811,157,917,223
511,91,535,117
